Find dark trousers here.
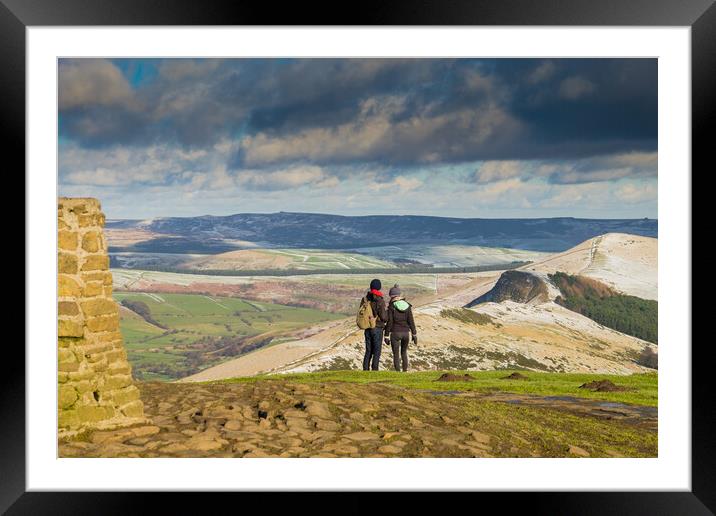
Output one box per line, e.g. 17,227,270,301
363,327,383,371
390,333,410,371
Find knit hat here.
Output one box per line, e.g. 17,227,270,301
370,278,382,291
389,284,402,297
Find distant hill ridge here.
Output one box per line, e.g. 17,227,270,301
107,212,657,254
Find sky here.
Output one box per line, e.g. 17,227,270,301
58,58,658,220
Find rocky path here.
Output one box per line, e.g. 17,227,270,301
59,380,657,458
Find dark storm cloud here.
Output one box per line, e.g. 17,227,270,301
58,58,657,175
496,59,657,149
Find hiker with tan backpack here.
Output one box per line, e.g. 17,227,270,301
356,279,388,371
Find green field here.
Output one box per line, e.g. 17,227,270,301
259,249,394,270
111,269,441,316
114,292,343,381
219,369,658,407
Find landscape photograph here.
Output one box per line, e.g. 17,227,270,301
57,57,658,458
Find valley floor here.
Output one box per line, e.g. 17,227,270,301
59,371,657,458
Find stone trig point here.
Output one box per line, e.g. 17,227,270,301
58,198,147,438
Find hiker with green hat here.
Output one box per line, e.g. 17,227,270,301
384,284,417,372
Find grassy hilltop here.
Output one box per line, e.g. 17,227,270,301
220,369,658,407
61,369,657,458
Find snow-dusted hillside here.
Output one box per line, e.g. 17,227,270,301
179,233,657,381
521,233,657,301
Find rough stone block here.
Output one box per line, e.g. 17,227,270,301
88,331,123,346
58,409,80,428
58,275,82,297
81,232,102,253
77,340,113,356
81,271,111,283
67,369,95,382
58,253,78,274
83,281,103,297
119,400,144,418
78,212,105,228
58,347,76,363
58,360,80,372
69,202,89,214
81,298,118,317
77,404,115,423
58,301,79,316
102,374,132,391
85,349,108,363
85,314,119,332
110,385,141,406
58,231,78,251
108,362,132,375
81,255,109,272
58,385,78,409
79,391,98,405
73,379,94,394
104,349,128,364
58,337,78,348
90,357,109,373
58,319,84,338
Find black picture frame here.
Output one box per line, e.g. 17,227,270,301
4,0,709,513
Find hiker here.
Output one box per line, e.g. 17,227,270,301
359,279,387,371
384,284,417,372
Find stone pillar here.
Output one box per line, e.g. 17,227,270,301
58,197,146,438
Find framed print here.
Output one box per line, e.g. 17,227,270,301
5,0,712,513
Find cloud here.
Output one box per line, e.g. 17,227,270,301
539,182,608,209
59,59,135,110
368,175,424,192
157,59,223,81
58,58,657,163
540,152,657,184
236,95,524,167
57,58,658,219
527,60,556,84
558,76,597,100
615,182,657,203
474,161,523,184
59,142,217,186
235,165,334,191
471,152,657,186
473,178,547,208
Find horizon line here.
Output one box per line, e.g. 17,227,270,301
105,210,658,222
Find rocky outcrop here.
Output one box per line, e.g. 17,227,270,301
58,198,147,438
465,270,549,307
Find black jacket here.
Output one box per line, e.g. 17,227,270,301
366,292,388,328
385,299,417,336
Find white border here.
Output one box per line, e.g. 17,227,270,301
27,27,690,491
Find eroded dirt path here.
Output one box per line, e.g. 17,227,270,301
59,380,657,458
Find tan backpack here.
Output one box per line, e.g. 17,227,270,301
356,296,376,329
